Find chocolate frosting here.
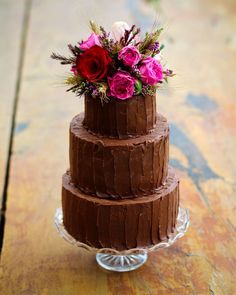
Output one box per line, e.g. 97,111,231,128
62,168,179,251
62,92,181,250
70,113,169,198
83,93,156,138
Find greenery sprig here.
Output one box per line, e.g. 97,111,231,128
50,52,75,65
138,28,163,53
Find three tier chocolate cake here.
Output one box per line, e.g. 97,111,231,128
62,93,179,250
52,21,178,251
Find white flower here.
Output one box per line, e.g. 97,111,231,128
154,52,162,61
111,21,130,41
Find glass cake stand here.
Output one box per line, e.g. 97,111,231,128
54,207,189,272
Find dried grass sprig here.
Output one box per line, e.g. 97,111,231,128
68,44,82,56
89,20,101,35
139,28,163,53
120,25,140,46
51,52,75,65
65,75,84,86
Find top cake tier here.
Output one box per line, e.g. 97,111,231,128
83,93,156,138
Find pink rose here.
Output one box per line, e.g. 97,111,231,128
108,71,136,100
80,33,101,50
118,45,141,67
139,57,163,85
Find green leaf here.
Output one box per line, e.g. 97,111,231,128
160,44,165,51
135,80,142,94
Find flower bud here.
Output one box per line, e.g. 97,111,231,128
111,21,130,41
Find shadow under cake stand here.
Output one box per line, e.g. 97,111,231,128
54,207,189,272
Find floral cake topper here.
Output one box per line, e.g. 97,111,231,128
51,21,174,102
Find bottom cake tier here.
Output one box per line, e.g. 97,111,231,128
62,168,179,251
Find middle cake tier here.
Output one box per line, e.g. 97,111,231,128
70,113,169,199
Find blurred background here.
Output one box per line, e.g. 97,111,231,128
0,0,235,294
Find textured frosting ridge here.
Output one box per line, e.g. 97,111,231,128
83,93,156,138
62,168,179,250
70,113,169,198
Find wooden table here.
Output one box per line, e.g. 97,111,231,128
0,0,235,294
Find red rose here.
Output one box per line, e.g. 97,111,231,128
76,45,112,82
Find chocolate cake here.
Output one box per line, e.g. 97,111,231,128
62,94,179,250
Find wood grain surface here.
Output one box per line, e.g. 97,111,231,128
0,0,235,294
0,0,25,212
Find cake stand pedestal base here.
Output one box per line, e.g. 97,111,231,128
96,251,148,272
55,207,189,272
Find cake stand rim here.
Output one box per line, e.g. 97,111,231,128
54,206,190,255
